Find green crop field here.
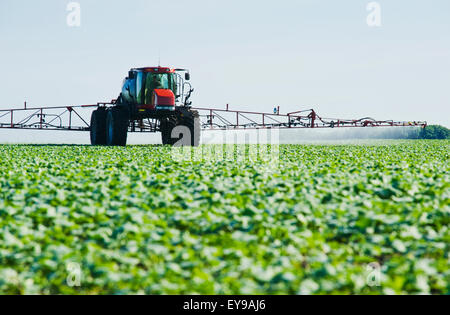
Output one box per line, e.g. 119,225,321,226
0,141,448,294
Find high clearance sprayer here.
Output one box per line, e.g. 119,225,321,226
0,66,427,146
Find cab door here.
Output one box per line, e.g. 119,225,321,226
136,71,145,104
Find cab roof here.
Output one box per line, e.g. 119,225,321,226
132,67,175,73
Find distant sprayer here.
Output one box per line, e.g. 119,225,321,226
0,66,427,146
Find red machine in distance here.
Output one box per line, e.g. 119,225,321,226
0,66,427,146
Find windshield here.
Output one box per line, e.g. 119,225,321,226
141,72,176,104
149,73,170,89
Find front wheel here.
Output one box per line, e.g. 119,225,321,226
178,110,200,147
106,107,129,146
160,117,178,145
160,110,200,147
90,108,107,145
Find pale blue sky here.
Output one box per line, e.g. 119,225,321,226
1,0,449,130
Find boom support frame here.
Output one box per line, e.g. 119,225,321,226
0,102,427,132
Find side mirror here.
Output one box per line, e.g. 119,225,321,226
128,71,135,79
185,72,190,81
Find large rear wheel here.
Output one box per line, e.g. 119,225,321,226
106,107,129,146
90,108,107,145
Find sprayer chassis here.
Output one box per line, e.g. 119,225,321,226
0,102,426,134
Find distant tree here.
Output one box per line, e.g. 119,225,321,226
417,125,450,139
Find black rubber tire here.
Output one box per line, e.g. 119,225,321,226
160,109,200,146
90,109,107,145
106,107,129,146
160,116,178,145
179,110,200,147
